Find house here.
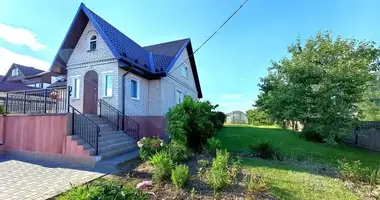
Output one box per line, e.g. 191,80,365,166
50,3,202,137
0,3,203,164
2,63,61,88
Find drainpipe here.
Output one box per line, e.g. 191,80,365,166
122,66,133,115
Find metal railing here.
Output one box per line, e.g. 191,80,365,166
99,99,139,140
70,105,100,155
5,86,71,114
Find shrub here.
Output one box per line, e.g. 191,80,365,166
244,172,268,194
197,159,210,175
171,164,190,188
250,140,279,160
370,165,380,186
206,137,221,156
0,105,4,115
166,96,217,150
57,178,149,200
167,141,190,162
206,150,231,191
138,137,165,161
210,111,226,130
230,157,242,183
337,159,370,182
301,122,325,143
150,151,174,181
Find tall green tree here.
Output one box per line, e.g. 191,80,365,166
246,109,272,125
256,31,379,144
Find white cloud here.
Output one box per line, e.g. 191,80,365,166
220,93,244,100
0,24,46,51
238,77,246,81
0,47,50,75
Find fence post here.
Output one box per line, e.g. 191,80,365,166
44,89,47,114
71,107,74,135
355,126,359,145
5,93,8,115
23,91,26,114
67,86,72,113
99,100,102,118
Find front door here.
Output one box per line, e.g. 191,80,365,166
83,70,98,114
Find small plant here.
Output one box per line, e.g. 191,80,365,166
57,178,150,200
206,137,221,156
250,139,279,160
370,165,380,186
244,172,268,194
150,151,174,181
0,105,5,115
167,141,190,162
206,150,231,191
230,157,242,183
138,137,165,161
197,159,210,175
171,164,190,188
190,187,197,199
337,159,370,183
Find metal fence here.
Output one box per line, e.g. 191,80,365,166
5,87,71,114
344,121,380,151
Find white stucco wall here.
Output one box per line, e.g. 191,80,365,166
160,48,198,115
67,21,119,113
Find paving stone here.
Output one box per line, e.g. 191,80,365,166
0,157,109,199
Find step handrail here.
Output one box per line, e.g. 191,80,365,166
99,99,140,140
70,105,100,155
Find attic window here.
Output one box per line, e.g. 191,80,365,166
11,68,19,76
89,35,97,51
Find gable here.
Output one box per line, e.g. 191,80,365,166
167,47,197,90
3,64,25,82
67,21,115,66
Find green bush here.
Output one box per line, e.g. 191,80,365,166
250,140,279,160
244,172,268,194
166,96,217,150
171,164,190,188
206,137,221,156
57,178,149,200
0,105,4,115
138,137,165,161
206,150,231,191
150,151,174,181
301,122,325,143
337,159,370,183
370,165,380,186
167,141,190,162
210,111,226,130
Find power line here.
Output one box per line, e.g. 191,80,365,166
167,0,249,75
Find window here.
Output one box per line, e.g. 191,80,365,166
176,89,183,104
89,35,97,51
131,79,139,100
73,78,80,99
11,68,19,76
104,75,112,97
181,64,188,79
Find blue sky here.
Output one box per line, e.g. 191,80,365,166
0,0,379,113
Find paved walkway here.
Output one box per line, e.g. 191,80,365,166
0,157,109,200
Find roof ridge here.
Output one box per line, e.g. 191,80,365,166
84,5,149,55
143,38,190,48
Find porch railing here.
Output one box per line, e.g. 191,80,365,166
70,105,100,155
5,86,71,114
99,99,140,140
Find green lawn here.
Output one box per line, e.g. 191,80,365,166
216,124,380,168
216,125,380,199
242,158,359,200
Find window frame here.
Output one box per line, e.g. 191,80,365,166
11,68,19,76
72,77,81,99
175,89,183,104
103,74,113,97
181,63,188,79
89,34,97,51
130,78,140,100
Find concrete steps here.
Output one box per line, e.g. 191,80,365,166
71,114,139,165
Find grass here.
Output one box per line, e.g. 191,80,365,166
242,158,359,200
216,124,380,168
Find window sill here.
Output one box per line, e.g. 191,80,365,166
131,97,140,101
103,95,113,98
87,49,96,52
71,97,80,100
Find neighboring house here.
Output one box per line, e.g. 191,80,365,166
50,3,202,136
0,75,4,82
2,63,60,88
0,82,35,105
226,110,248,124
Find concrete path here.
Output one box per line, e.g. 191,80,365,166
0,157,111,200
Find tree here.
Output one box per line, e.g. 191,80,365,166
246,109,272,125
358,71,380,120
256,31,379,144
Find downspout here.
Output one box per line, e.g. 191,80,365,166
122,65,133,115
